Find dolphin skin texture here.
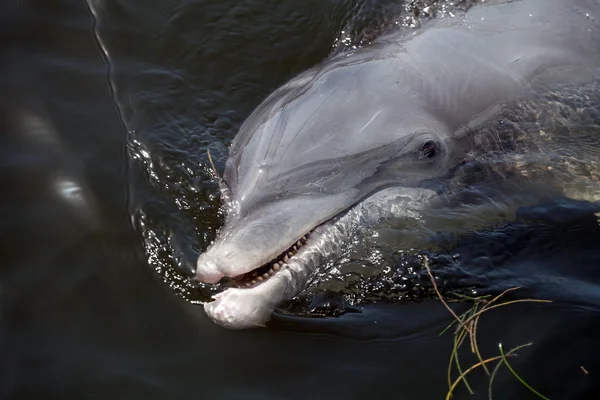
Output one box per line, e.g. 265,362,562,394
196,0,600,329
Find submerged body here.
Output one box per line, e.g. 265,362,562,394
196,0,600,328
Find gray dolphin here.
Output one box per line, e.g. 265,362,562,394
196,0,600,328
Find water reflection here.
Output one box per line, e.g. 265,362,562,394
2,0,600,398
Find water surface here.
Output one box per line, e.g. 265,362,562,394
2,0,600,399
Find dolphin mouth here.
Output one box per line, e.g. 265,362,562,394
228,234,310,288
200,187,436,328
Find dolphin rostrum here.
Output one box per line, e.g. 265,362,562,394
196,0,600,328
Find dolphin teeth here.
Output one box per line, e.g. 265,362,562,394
234,231,313,289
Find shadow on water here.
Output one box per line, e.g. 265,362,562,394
2,0,600,399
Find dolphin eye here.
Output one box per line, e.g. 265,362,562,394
421,140,438,159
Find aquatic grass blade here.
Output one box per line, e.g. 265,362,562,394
488,343,533,400
446,355,514,400
498,343,550,400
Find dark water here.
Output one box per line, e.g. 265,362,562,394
2,0,600,399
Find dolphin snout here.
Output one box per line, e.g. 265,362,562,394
196,256,224,284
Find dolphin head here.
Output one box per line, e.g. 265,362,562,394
197,46,467,283
195,38,487,329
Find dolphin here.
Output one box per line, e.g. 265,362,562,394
196,0,600,329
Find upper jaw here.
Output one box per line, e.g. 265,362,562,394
195,192,356,284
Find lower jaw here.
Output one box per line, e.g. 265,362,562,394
204,262,307,329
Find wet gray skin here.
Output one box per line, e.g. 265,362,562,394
196,0,600,329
